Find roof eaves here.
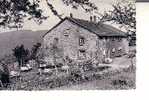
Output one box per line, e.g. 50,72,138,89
43,17,128,38
42,17,68,38
68,18,127,37
68,18,100,36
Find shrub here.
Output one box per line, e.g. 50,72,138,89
0,62,10,88
12,44,29,67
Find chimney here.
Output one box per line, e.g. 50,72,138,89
90,16,93,22
70,13,73,18
93,15,97,23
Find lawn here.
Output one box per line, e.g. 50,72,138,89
1,55,136,90
4,64,135,90
55,69,136,90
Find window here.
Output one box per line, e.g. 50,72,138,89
64,32,69,37
78,50,86,59
79,37,85,46
64,28,70,37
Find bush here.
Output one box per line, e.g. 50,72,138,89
0,62,10,88
111,75,135,89
12,44,29,67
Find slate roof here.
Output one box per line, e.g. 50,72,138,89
43,17,128,38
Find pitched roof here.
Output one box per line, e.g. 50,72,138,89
43,17,128,38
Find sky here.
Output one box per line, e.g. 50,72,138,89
0,0,135,33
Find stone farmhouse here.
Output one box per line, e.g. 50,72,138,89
42,16,129,65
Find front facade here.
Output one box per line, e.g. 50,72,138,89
42,17,129,65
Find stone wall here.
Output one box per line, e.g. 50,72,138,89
43,20,129,65
43,20,99,64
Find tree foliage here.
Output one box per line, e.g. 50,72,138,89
61,0,97,12
0,0,47,29
46,0,98,20
0,0,97,28
0,0,135,34
100,2,136,34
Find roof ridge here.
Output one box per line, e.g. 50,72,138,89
43,17,127,38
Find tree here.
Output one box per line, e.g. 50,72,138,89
0,0,135,32
0,0,97,29
0,0,48,29
46,0,97,19
99,2,136,34
12,44,29,67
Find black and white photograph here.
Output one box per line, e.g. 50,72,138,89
137,0,149,2
0,0,136,90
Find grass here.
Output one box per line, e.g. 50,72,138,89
55,68,135,90
1,64,135,90
0,53,136,90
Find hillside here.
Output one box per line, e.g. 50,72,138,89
0,30,47,59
